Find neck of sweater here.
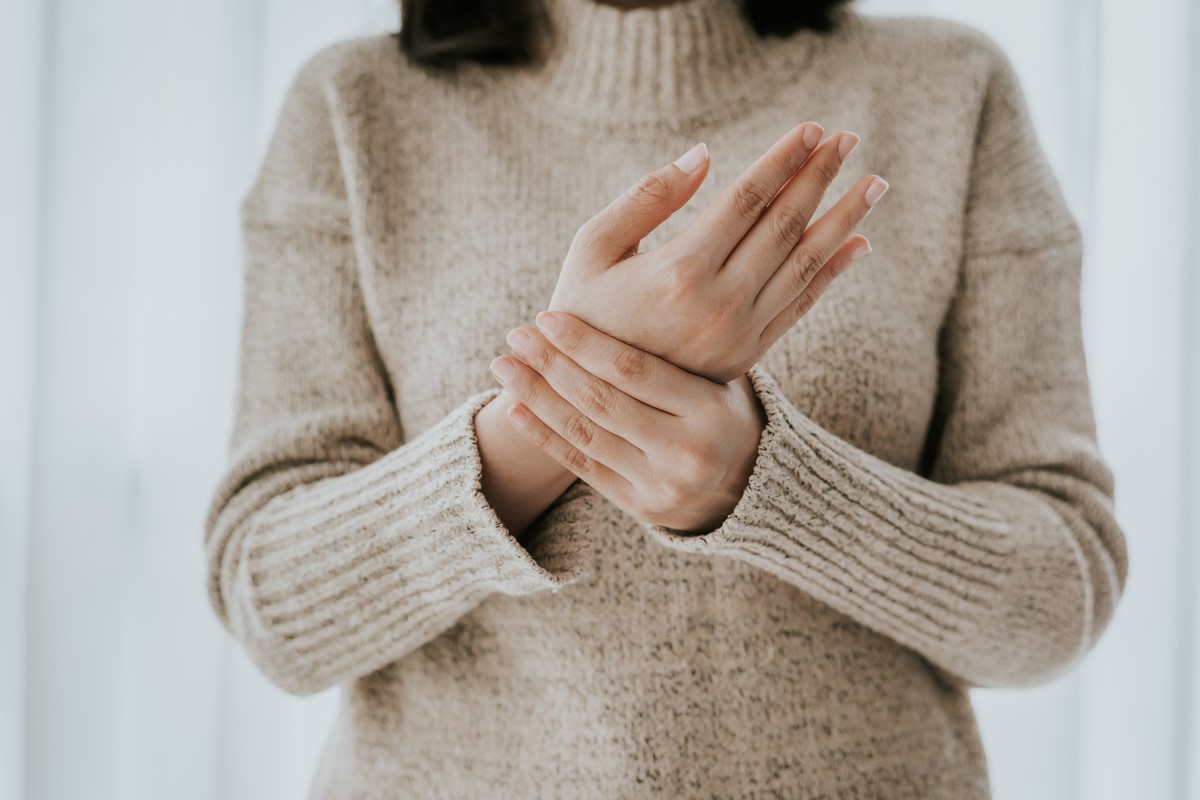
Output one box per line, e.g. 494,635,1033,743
507,0,822,133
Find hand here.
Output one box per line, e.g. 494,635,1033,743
488,311,767,535
548,121,887,383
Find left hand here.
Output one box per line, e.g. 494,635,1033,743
488,311,767,534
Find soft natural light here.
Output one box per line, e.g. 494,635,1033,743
2,1,1196,798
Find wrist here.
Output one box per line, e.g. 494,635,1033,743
478,389,576,490
687,379,764,535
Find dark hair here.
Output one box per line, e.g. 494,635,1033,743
396,0,853,68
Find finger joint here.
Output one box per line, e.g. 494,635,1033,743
578,378,615,419
564,412,597,449
614,347,652,382
790,249,824,291
629,172,671,208
565,446,593,474
734,180,771,222
769,204,808,249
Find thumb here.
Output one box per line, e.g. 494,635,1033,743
580,142,710,266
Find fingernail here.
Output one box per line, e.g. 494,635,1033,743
505,328,530,351
864,177,889,207
803,123,823,149
838,132,860,160
849,240,873,262
673,142,708,174
508,404,530,427
535,311,561,336
490,357,515,382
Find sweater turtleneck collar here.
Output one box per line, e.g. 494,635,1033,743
504,0,825,134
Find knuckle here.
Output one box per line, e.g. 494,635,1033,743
657,479,689,511
660,261,700,299
565,447,593,474
679,446,713,484
697,388,730,418
572,217,611,256
733,180,772,221
614,347,652,382
625,489,655,522
769,204,808,248
628,171,672,207
528,424,551,450
578,377,615,418
664,249,709,273
574,215,600,243
791,249,824,288
564,411,597,448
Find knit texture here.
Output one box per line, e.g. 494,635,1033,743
204,0,1129,796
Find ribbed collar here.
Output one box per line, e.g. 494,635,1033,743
505,0,824,134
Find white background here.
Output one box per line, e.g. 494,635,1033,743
2,0,1197,798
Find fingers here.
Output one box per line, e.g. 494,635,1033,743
753,174,888,321
729,130,859,290
505,400,635,504
672,120,824,269
532,311,711,415
489,350,643,477
577,142,711,267
757,234,872,348
503,325,666,452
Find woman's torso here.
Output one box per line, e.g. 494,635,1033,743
309,12,997,797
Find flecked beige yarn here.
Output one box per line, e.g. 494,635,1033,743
204,0,1128,796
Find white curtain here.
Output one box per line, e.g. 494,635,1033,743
2,0,1196,798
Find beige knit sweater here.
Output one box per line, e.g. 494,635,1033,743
204,0,1129,796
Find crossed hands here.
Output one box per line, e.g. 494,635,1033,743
490,121,887,534
491,309,765,535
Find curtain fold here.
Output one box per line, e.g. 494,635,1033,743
1,4,46,800
4,0,1194,798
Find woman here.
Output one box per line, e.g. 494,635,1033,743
204,0,1129,796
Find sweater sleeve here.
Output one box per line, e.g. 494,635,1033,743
638,35,1128,690
204,45,593,697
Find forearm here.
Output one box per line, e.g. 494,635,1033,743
475,387,577,536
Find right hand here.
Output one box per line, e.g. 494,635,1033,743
545,121,889,384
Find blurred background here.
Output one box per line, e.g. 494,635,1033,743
2,0,1197,798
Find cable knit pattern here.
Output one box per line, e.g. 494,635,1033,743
204,0,1127,796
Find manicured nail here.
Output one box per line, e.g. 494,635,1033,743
535,311,562,336
490,357,515,382
508,404,530,428
838,131,860,160
803,123,823,149
505,328,530,351
673,142,708,173
864,177,889,207
848,239,872,262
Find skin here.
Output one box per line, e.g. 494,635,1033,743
475,116,888,536
496,312,769,534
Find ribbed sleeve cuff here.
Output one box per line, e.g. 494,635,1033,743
638,364,1087,681
235,387,593,692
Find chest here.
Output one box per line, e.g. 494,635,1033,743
351,95,971,472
